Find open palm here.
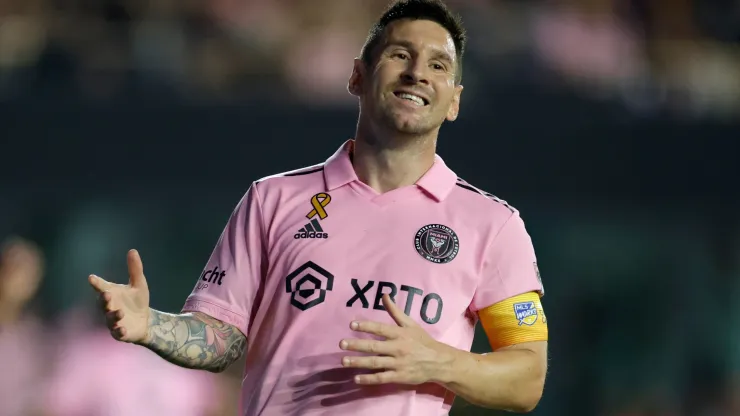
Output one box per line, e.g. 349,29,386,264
88,249,151,344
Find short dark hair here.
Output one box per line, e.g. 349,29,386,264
360,0,466,84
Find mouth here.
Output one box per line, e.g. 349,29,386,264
393,91,429,106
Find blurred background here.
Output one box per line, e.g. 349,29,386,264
1,0,739,415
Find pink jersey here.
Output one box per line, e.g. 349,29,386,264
182,140,544,416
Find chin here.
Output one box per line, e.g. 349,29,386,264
395,124,429,135
384,115,430,135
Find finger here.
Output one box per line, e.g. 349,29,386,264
98,292,114,312
127,249,148,289
354,371,397,385
110,326,125,341
342,355,395,370
350,320,399,339
382,294,414,327
88,274,111,293
340,338,394,355
105,310,124,328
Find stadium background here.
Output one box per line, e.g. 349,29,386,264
1,0,739,415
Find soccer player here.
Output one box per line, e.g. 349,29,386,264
88,0,549,414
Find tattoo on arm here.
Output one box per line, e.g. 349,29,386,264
143,310,247,372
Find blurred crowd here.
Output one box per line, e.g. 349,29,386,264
0,0,738,116
0,236,243,416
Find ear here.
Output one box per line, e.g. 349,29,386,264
347,58,364,97
446,84,463,122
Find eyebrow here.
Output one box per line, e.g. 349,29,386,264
385,40,455,65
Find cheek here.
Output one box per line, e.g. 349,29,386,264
372,63,392,84
369,72,388,95
433,77,457,107
374,61,407,86
434,90,455,110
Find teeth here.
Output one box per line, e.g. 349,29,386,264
398,93,424,106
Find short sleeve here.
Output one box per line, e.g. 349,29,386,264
470,211,544,312
181,182,266,336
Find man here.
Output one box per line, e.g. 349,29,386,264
0,237,49,416
88,0,549,414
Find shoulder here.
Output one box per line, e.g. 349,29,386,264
241,163,328,216
250,163,325,194
452,177,518,218
256,163,325,185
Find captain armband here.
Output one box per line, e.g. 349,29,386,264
478,291,548,350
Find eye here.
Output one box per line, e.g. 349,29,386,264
431,63,445,71
392,52,409,60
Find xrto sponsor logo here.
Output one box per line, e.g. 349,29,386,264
345,279,443,324
196,266,226,290
284,262,444,324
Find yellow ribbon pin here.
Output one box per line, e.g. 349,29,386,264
307,193,331,219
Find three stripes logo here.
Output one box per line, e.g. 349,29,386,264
294,218,328,240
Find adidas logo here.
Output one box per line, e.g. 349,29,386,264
293,219,329,239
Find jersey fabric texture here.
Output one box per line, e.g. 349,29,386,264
182,140,544,416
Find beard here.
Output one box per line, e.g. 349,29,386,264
376,102,441,136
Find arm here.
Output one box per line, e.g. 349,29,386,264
155,182,264,372
342,293,547,412
90,183,263,373
439,286,550,411
140,309,247,373
437,341,547,412
435,289,549,412
456,210,547,411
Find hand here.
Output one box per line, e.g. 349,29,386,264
88,249,150,344
339,294,456,385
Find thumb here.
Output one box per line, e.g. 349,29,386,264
382,294,414,327
88,274,111,293
127,249,148,289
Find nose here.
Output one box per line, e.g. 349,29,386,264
400,58,429,85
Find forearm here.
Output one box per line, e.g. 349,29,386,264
139,308,246,373
437,346,546,412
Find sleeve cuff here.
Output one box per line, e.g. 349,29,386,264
181,298,249,337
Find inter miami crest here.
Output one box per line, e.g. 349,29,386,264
414,224,460,264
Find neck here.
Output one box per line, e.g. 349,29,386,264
353,120,438,194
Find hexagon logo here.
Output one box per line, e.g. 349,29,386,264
285,261,334,311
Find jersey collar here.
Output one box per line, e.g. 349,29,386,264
323,139,458,202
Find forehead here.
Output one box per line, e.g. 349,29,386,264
382,19,457,61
